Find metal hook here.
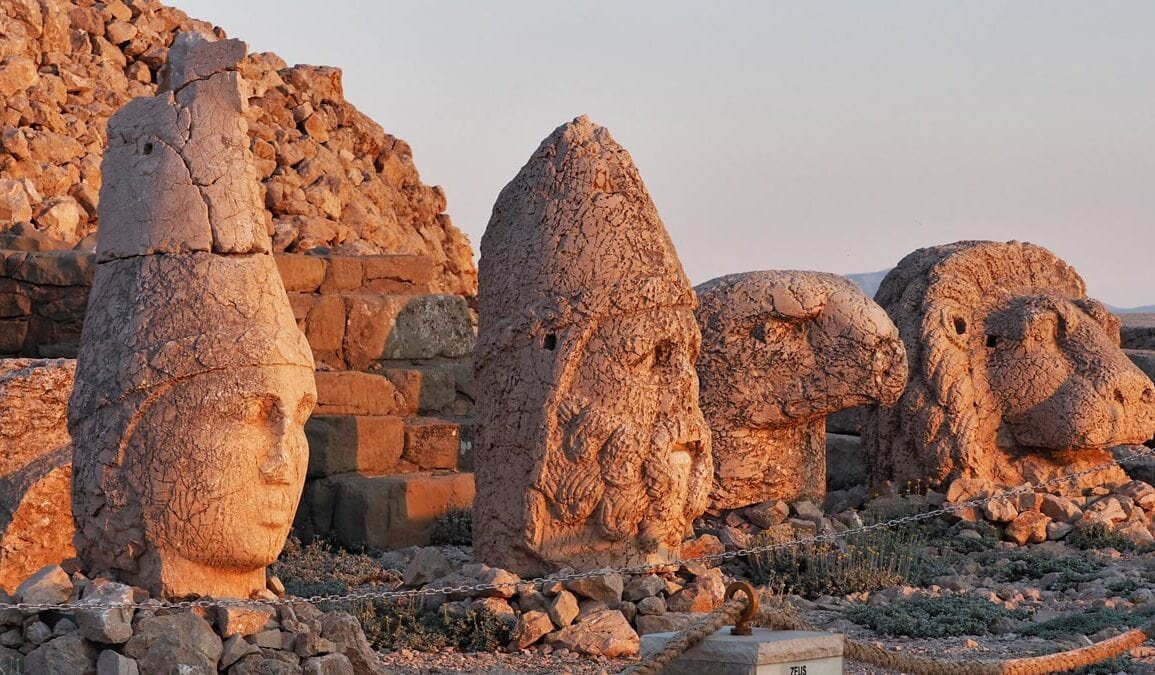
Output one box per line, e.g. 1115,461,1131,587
725,581,759,636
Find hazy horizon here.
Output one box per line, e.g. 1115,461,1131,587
174,1,1155,307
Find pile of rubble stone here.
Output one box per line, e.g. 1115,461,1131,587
0,563,388,674
376,534,740,659
0,0,474,295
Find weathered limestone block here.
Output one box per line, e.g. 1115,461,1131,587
342,293,474,369
275,255,327,293
865,241,1155,491
69,34,316,599
695,271,907,508
0,359,76,594
289,293,346,369
305,415,404,478
474,116,712,575
313,371,415,416
401,417,460,472
327,472,475,550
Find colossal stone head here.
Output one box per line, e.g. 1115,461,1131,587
68,33,316,599
864,241,1155,492
473,116,712,576
696,271,907,508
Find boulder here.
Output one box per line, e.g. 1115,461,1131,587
23,633,97,675
124,613,223,672
75,580,134,644
547,607,639,658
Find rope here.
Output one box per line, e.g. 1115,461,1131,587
762,606,1155,675
618,597,748,675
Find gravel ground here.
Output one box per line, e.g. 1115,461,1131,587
376,647,637,674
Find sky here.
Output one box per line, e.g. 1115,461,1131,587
173,1,1155,307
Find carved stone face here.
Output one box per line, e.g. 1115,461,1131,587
985,295,1155,449
473,116,709,575
865,240,1155,491
131,366,315,572
558,308,710,547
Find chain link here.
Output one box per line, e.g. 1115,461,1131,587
3,445,1151,614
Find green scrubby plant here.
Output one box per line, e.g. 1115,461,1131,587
748,526,921,598
353,599,514,652
1066,522,1140,552
1068,656,1133,675
430,508,473,546
272,537,399,598
1022,605,1155,640
847,596,1030,638
1105,578,1140,596
989,550,1103,590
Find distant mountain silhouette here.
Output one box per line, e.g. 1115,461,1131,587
844,269,1152,314
843,270,890,299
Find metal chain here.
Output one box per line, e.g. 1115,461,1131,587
3,445,1152,613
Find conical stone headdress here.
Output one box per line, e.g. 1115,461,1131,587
476,116,696,363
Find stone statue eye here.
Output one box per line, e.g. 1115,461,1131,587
751,324,767,343
295,395,316,423
986,334,999,348
953,317,967,335
542,333,557,351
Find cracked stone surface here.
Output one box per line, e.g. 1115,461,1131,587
695,271,907,508
97,32,267,261
473,116,712,576
0,359,75,594
69,34,316,600
864,240,1155,492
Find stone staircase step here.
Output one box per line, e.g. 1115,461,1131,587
305,415,405,478
295,472,475,550
312,371,417,416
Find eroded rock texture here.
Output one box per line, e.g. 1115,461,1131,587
864,241,1155,492
473,116,712,576
0,0,474,295
695,271,907,508
0,358,75,594
68,34,316,599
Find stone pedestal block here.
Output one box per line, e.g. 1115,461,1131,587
401,418,460,472
640,628,843,675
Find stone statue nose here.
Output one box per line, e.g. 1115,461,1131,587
259,429,293,485
1105,367,1155,414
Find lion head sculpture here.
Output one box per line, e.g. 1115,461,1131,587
696,271,908,508
864,241,1155,491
